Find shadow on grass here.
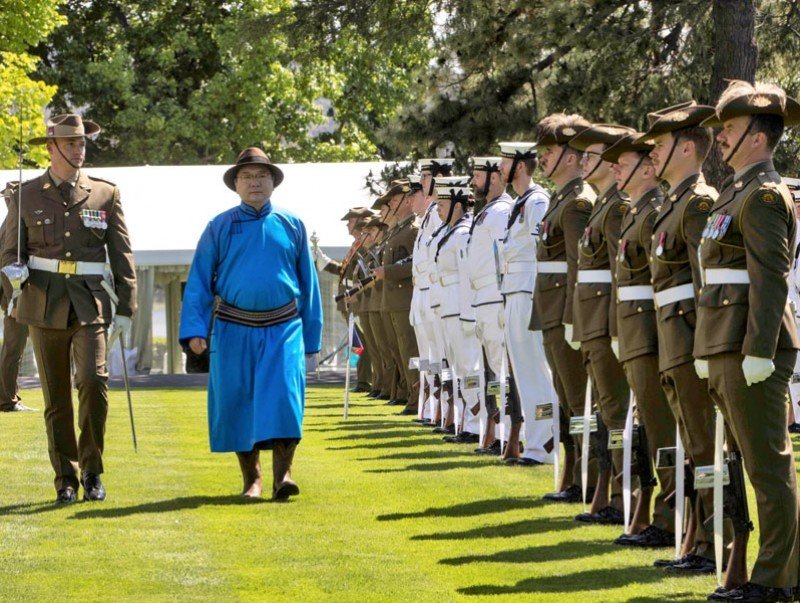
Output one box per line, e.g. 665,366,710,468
303,420,400,432
68,495,270,519
457,565,667,596
441,539,614,566
327,439,441,451
325,429,424,441
357,449,470,461
411,516,582,541
377,496,550,521
0,501,70,516
364,460,493,473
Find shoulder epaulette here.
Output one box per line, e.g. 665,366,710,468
86,175,118,187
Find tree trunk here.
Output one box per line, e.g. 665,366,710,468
704,0,758,189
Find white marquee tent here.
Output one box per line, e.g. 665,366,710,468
0,161,391,374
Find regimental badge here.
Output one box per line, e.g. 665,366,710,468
80,209,108,230
751,94,773,108
575,200,588,210
562,127,576,137
697,200,710,212
760,191,777,205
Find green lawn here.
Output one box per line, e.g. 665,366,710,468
0,385,777,602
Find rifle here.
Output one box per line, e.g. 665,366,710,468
722,451,753,590
333,256,412,302
629,424,657,532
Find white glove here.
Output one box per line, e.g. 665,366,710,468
610,338,619,359
742,355,775,386
108,315,133,348
314,248,333,271
461,320,476,337
564,323,580,351
694,359,709,380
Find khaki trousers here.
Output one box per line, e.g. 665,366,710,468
623,353,676,532
29,321,108,491
0,314,29,408
389,310,420,405
368,312,398,398
543,325,596,489
708,349,800,588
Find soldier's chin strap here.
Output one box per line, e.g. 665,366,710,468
583,150,603,181
53,138,82,171
722,117,754,165
543,144,568,180
619,153,647,193
656,134,680,180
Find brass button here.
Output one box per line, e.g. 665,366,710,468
65,231,71,237
65,211,70,216
65,274,70,279
555,283,560,287
637,307,643,312
65,252,72,258
678,309,684,315
723,299,729,305
36,220,42,225
649,255,653,261
651,235,655,240
596,291,601,296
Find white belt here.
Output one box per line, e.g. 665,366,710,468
654,283,695,308
471,274,497,290
503,261,535,275
578,269,612,284
538,261,568,274
617,285,654,302
28,256,106,276
440,274,459,287
704,268,750,285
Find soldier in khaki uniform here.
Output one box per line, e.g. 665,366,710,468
695,81,800,602
0,184,33,412
1,115,136,504
375,180,420,415
634,102,722,573
604,132,676,547
530,113,597,503
567,124,633,523
319,207,374,393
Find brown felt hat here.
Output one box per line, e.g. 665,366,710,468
29,114,101,145
702,82,800,127
633,101,716,145
567,124,635,152
223,147,284,191
600,132,654,164
340,207,373,221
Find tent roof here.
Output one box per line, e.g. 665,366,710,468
0,162,390,265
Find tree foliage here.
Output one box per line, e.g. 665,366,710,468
0,0,65,169
33,0,433,166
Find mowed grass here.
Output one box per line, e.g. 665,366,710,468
0,384,786,602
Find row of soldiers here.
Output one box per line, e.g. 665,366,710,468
320,79,800,603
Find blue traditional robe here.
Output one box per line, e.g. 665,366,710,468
179,201,323,452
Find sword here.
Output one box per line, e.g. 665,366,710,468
119,336,138,451
713,408,725,586
622,392,635,534
552,382,561,493
343,312,355,419
581,377,592,512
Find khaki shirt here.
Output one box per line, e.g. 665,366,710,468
573,184,628,342
649,174,716,371
615,186,662,362
1,170,136,329
530,177,594,331
694,160,800,358
381,214,418,312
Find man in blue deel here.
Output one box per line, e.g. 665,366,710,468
179,147,323,501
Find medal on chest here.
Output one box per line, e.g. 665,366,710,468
703,212,731,240
581,226,592,248
618,239,628,263
80,209,108,230
655,231,666,256
541,220,550,241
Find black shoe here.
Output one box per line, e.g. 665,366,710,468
576,506,625,525
543,484,582,503
444,431,479,444
474,440,501,455
367,390,382,399
789,423,800,434
614,524,673,547
387,398,407,407
0,401,36,412
351,384,371,393
55,486,77,504
81,473,107,502
507,457,544,466
654,553,692,568
707,582,795,602
397,407,417,416
433,424,455,435
378,394,391,400
665,554,717,574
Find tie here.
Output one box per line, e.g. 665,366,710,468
58,181,73,204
